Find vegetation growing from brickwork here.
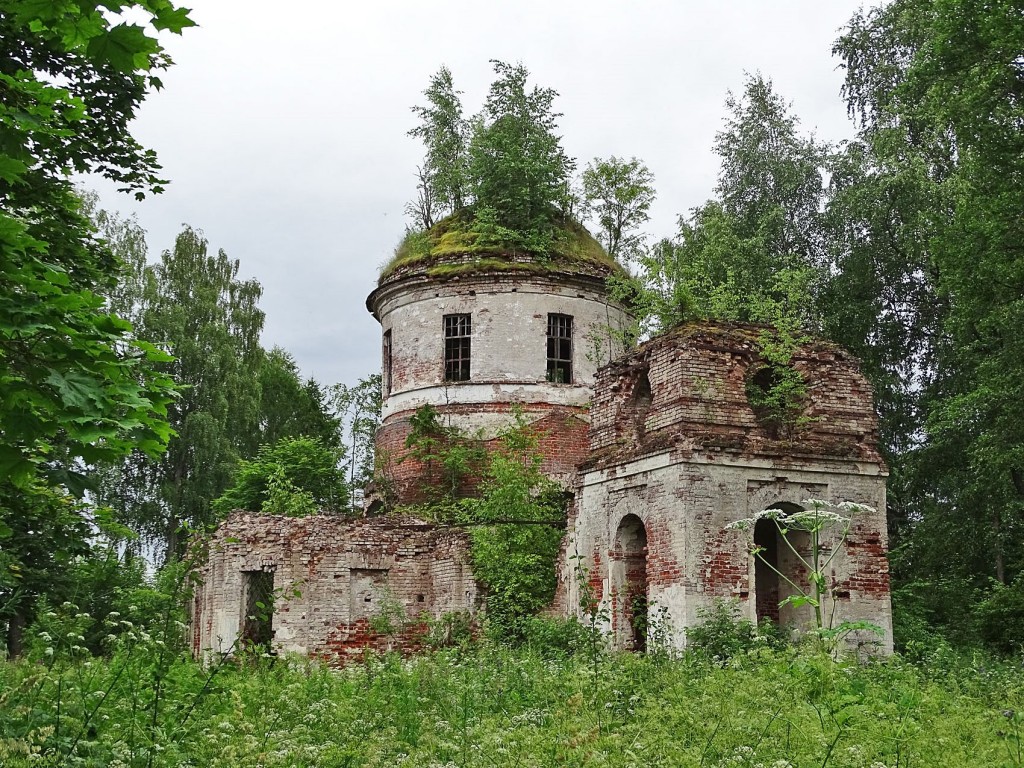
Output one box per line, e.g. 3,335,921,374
2,592,1024,767
400,403,489,504
391,62,638,285
399,406,565,640
383,207,623,282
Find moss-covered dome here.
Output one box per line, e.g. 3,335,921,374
377,209,626,285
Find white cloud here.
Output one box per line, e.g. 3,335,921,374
90,0,877,388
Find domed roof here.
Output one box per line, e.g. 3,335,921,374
377,209,627,286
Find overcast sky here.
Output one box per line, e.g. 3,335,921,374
91,0,877,391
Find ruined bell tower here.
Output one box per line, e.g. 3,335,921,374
365,217,631,505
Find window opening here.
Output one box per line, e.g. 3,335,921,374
383,329,393,396
753,519,780,624
628,369,653,441
444,314,471,382
546,313,573,383
241,570,274,648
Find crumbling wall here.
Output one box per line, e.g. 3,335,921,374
586,322,883,466
192,513,478,662
565,321,893,653
374,404,590,505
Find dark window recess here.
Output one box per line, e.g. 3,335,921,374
546,314,573,383
444,314,472,382
241,570,274,648
383,329,393,395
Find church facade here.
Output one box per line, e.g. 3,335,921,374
192,231,893,660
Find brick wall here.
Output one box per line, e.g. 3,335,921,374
564,320,894,654
586,321,884,469
192,513,478,663
375,404,591,506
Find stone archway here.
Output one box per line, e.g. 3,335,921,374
612,514,648,651
753,502,811,628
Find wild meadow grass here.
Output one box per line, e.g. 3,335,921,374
2,633,1023,767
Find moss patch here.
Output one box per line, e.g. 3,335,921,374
380,209,623,284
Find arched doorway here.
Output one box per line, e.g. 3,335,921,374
753,517,780,624
753,502,811,628
613,514,648,651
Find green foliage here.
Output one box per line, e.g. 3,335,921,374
367,589,411,648
974,577,1024,657
0,483,92,656
402,404,486,504
831,0,1024,625
467,60,575,242
619,76,825,342
401,409,566,640
744,323,813,438
407,66,469,224
686,600,763,662
744,361,807,437
0,554,233,767
0,0,188,498
520,615,591,659
333,373,382,513
258,347,340,451
2,642,1023,766
461,416,566,641
582,156,656,261
423,611,475,651
213,436,349,517
399,62,584,272
96,225,266,556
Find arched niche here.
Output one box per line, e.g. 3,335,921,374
629,370,653,442
753,501,812,629
611,513,648,651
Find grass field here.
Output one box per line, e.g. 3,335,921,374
2,636,1022,767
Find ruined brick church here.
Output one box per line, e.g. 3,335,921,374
192,227,893,659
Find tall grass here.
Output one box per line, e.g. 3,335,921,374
2,633,1022,767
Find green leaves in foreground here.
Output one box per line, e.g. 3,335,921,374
0,215,176,489
1,642,1022,767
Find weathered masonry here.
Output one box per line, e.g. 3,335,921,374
366,233,631,505
193,219,894,659
192,513,477,660
562,322,893,653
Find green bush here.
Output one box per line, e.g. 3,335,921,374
424,611,475,650
686,599,764,661
521,615,590,658
974,577,1024,656
213,436,349,516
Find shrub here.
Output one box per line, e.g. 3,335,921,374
213,436,349,516
521,616,589,658
686,599,762,661
974,577,1024,656
424,611,475,650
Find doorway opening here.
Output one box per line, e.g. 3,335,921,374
753,502,811,628
613,514,648,652
241,570,275,648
